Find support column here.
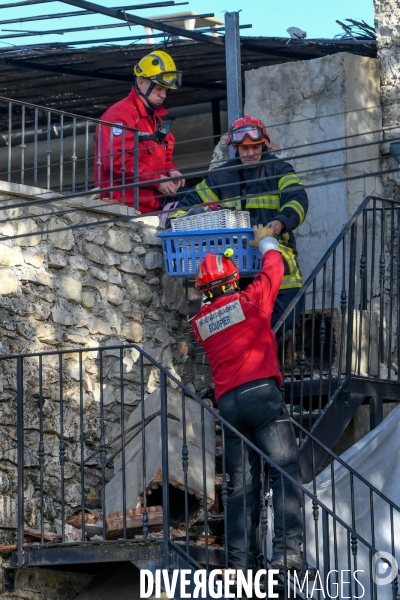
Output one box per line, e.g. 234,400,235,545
225,11,242,157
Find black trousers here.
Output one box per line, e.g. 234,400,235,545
218,378,303,571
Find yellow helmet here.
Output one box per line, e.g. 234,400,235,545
133,50,182,90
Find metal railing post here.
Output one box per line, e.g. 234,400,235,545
221,424,229,570
20,105,25,185
58,354,66,543
72,116,77,192
38,355,45,543
46,111,51,190
84,120,89,191
160,371,170,569
99,350,107,539
378,203,386,368
7,101,12,182
140,353,147,539
322,509,330,586
16,357,24,567
96,123,102,191
387,205,395,379
398,208,400,382
79,351,86,542
121,130,126,206
367,200,377,376
59,114,64,192
133,129,139,211
109,124,113,199
344,222,357,403
121,349,128,540
33,108,38,188
181,389,189,553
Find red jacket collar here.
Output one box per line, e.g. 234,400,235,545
128,87,169,119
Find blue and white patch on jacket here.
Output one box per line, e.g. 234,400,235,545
112,123,124,136
196,299,245,341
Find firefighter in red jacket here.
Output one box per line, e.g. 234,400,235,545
192,225,305,574
94,50,185,213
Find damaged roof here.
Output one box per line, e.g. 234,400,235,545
0,36,376,125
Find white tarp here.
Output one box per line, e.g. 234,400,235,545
304,404,400,600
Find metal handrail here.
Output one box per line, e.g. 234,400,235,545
271,193,400,464
0,95,142,208
273,194,400,335
5,341,400,587
0,94,139,132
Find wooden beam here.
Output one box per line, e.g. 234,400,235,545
59,0,224,46
1,56,226,89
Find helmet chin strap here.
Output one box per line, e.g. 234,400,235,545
205,282,238,302
134,78,162,110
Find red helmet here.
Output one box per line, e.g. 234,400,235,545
196,252,240,292
227,114,270,146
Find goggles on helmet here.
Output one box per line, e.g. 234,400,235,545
228,124,266,145
151,71,182,89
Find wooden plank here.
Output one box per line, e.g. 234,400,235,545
0,542,33,554
23,528,60,541
63,506,164,540
105,506,163,540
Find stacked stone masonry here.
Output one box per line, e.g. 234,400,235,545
374,0,400,372
0,194,207,562
0,558,92,599
374,0,400,199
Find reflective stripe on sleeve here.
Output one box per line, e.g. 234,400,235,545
245,194,280,210
215,194,281,210
195,180,220,203
279,199,305,224
223,197,242,209
278,173,304,191
279,243,298,274
280,277,303,289
278,242,303,288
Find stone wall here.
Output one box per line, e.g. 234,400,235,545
0,557,92,599
374,0,400,200
211,53,398,368
0,191,204,553
244,53,382,291
371,0,400,371
210,53,383,311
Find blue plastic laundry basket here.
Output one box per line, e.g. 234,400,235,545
158,228,262,278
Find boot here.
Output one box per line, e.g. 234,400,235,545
271,551,317,579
